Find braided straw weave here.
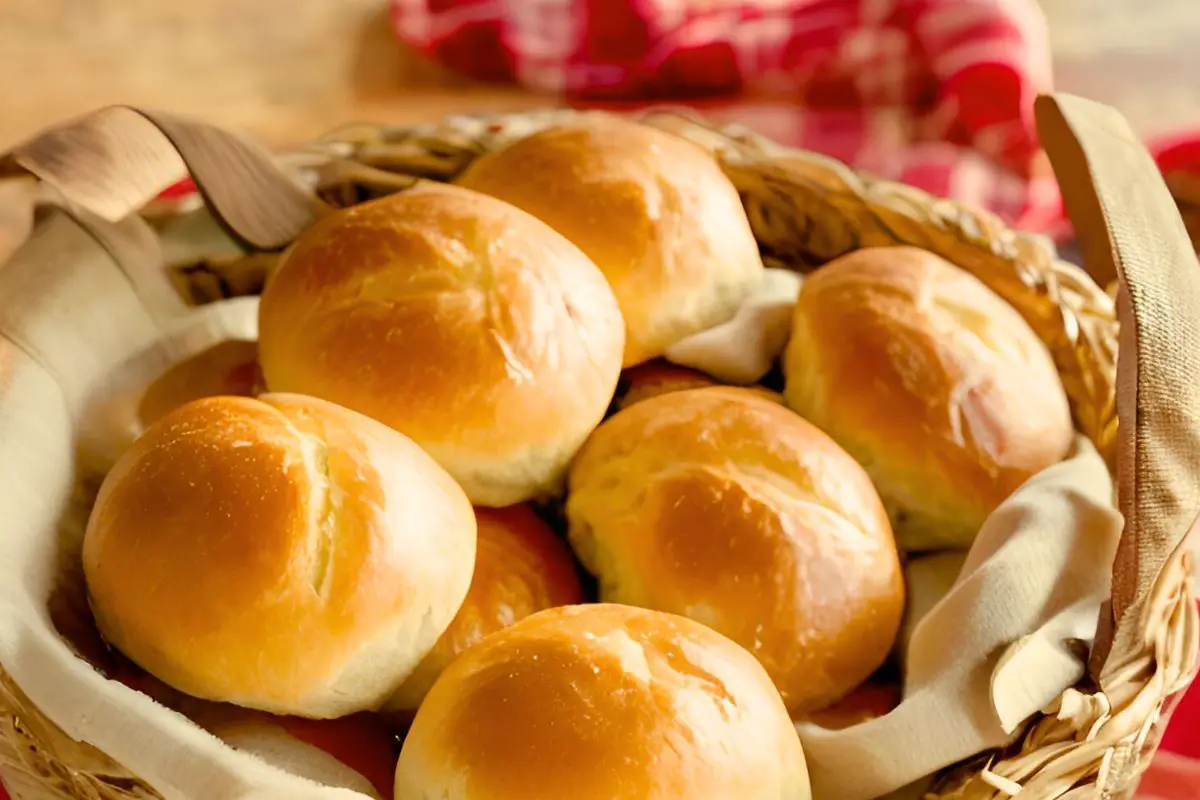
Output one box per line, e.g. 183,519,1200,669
0,108,1195,800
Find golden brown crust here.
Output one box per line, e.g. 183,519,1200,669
616,359,783,410
801,681,900,730
257,182,625,507
389,504,584,710
783,246,1074,551
137,339,261,427
82,394,476,718
395,604,810,800
616,359,718,409
566,387,905,714
455,113,764,366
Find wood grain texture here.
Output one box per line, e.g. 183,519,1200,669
0,0,548,149
0,0,1196,150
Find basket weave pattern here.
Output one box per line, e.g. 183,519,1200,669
1,110,1193,800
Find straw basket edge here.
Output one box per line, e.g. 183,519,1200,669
0,108,1193,800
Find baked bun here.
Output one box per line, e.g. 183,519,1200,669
617,359,783,409
455,114,763,366
83,394,476,718
388,504,584,710
803,682,900,730
566,387,904,714
257,183,625,507
138,339,261,426
783,246,1074,551
616,359,718,409
394,604,810,800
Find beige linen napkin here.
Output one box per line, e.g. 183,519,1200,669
797,436,1122,799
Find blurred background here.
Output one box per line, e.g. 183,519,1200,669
1,0,1199,240
2,0,1197,143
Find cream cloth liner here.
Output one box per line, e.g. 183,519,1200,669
799,439,1122,799
0,211,363,799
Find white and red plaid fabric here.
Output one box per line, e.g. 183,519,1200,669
390,0,1062,230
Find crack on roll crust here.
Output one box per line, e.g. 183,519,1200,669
257,400,342,598
298,431,336,597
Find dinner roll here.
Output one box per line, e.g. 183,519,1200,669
257,183,625,507
395,604,810,800
616,360,783,409
455,114,763,366
803,682,900,730
616,359,718,410
83,394,476,718
783,246,1074,551
388,504,584,710
138,338,261,426
566,387,905,714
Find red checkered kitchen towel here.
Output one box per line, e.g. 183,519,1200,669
390,0,1062,231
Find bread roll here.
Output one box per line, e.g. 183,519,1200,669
616,359,717,409
138,338,261,426
455,114,763,366
783,246,1074,551
394,604,810,800
388,504,584,710
83,394,476,718
566,387,905,714
617,359,783,410
257,183,625,507
803,682,900,730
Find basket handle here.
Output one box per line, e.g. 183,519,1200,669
2,106,330,321
1035,93,1200,676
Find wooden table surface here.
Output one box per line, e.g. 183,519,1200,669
0,0,546,150
0,0,1197,150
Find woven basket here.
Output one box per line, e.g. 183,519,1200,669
0,95,1196,800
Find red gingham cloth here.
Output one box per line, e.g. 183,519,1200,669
389,0,1063,231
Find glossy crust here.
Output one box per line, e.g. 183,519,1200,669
138,339,261,426
257,182,625,507
388,504,584,710
394,604,810,800
455,113,763,366
616,359,718,409
616,359,782,410
83,394,476,718
566,387,905,714
783,247,1074,551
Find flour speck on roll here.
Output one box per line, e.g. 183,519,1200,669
456,113,764,367
395,604,811,800
783,246,1074,551
82,394,476,718
566,386,905,714
257,182,626,507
